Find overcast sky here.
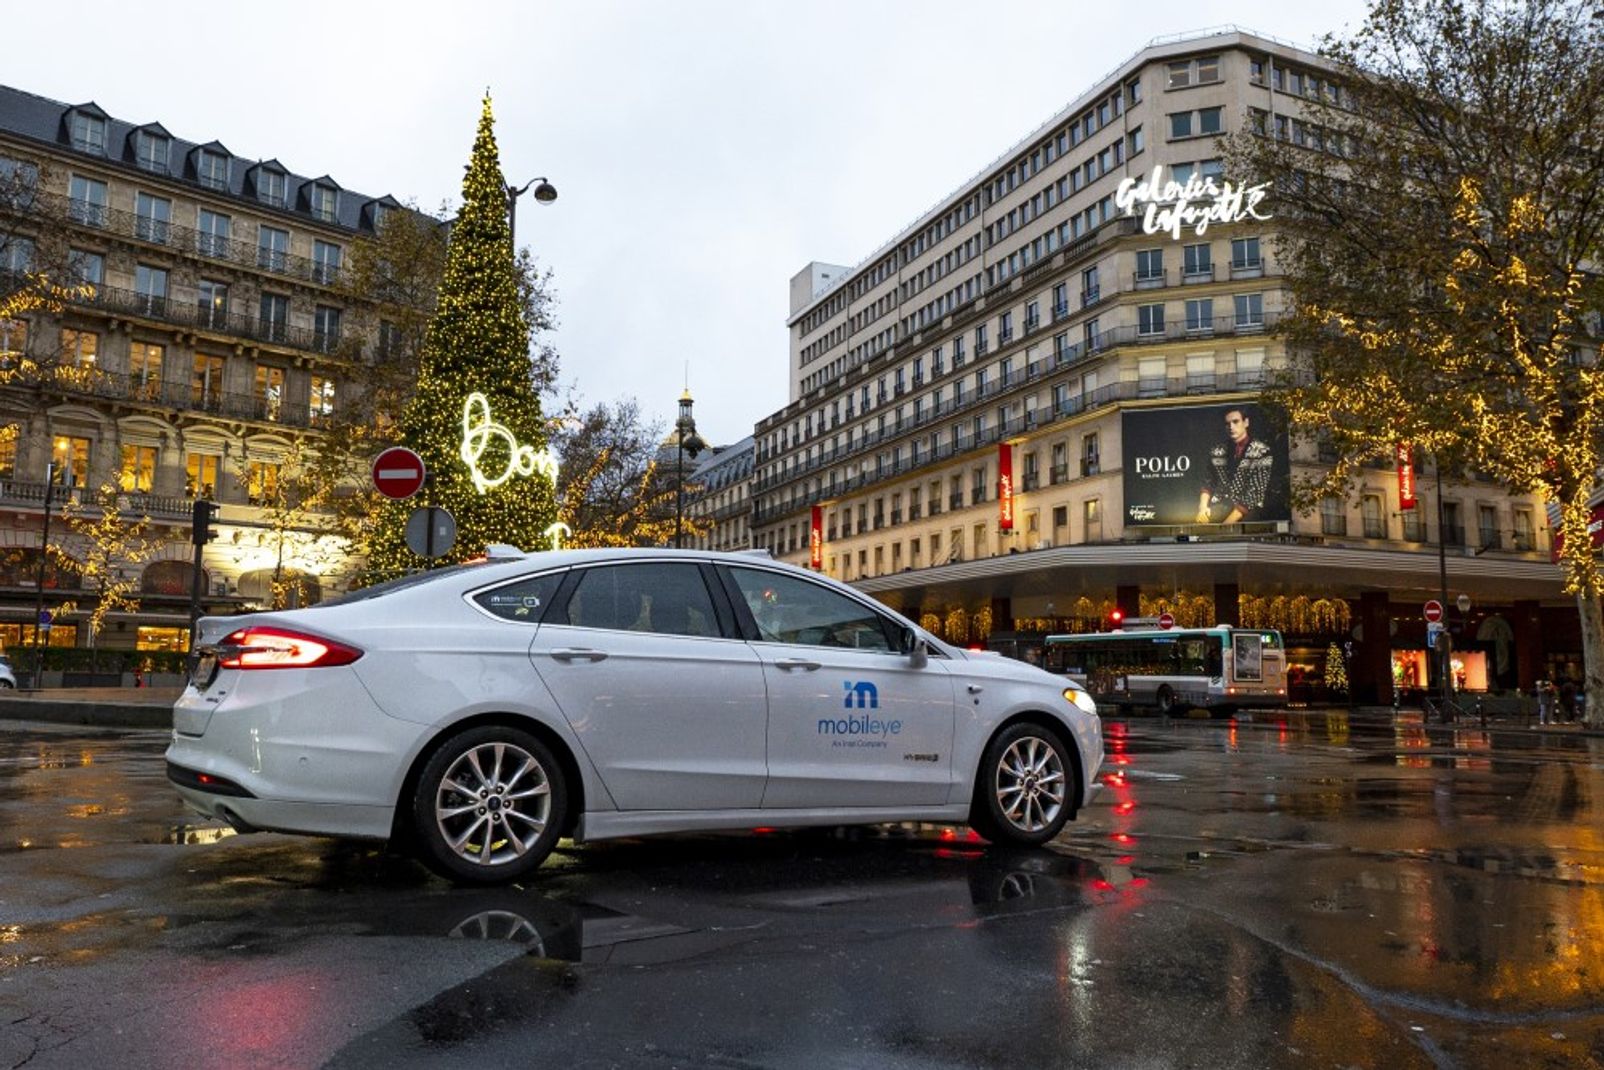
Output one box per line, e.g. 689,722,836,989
5,0,1372,446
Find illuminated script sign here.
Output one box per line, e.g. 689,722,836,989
460,392,560,495
1114,165,1272,240
1396,443,1417,511
997,443,1014,531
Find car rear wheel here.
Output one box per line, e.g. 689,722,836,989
969,722,1075,847
412,725,567,885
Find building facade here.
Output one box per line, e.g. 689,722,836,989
687,435,754,552
753,29,1578,703
0,85,401,655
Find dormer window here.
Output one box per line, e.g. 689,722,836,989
135,130,169,172
258,169,287,207
197,150,228,190
310,184,337,222
70,113,105,154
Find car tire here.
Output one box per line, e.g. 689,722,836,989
968,722,1076,848
411,725,567,885
1155,685,1176,715
0,679,13,689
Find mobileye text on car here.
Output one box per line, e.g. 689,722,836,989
166,548,1104,884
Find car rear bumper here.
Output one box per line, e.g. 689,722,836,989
167,665,424,838
167,769,395,839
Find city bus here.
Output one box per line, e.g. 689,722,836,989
1043,625,1288,713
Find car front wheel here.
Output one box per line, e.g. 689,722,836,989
969,723,1075,847
412,725,567,885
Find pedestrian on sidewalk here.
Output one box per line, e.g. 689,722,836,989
1537,680,1554,725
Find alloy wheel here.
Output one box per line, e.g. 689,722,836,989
434,742,552,867
994,735,1066,834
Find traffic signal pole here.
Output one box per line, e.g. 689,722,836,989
188,499,218,652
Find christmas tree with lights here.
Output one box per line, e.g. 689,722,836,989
364,94,557,576
1324,641,1348,695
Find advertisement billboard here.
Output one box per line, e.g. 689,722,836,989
1122,403,1291,527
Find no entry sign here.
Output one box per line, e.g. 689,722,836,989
1158,612,1175,630
372,447,426,501
1423,599,1444,623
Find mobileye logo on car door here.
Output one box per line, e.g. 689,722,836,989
820,681,901,748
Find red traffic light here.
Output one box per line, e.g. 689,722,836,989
1109,608,1125,628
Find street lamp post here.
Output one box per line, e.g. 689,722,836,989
30,461,55,689
506,176,557,248
1434,459,1452,718
674,390,706,549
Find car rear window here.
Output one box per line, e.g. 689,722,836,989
315,562,494,607
473,571,565,623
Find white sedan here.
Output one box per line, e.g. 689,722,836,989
167,548,1103,884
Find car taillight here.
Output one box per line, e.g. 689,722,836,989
215,627,362,670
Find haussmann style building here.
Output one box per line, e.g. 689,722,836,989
0,84,408,666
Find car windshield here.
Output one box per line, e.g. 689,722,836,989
313,561,493,607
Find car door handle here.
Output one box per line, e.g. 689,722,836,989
967,684,984,694
551,648,608,663
776,658,821,671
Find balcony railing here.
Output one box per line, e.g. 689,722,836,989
0,481,192,519
12,192,343,287
1181,264,1216,284
1,272,339,355
22,364,320,428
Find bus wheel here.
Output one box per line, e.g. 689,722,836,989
1156,685,1176,715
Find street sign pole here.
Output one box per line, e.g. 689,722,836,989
424,474,436,567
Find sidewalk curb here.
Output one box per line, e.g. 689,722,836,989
0,698,173,729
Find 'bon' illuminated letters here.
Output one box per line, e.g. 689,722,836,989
460,392,560,495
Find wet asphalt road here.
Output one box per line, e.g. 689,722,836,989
1,713,1602,1069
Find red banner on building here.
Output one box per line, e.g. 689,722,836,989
1396,443,1416,510
998,444,1014,531
809,505,823,569
1550,501,1604,563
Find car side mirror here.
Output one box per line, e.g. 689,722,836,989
904,628,929,669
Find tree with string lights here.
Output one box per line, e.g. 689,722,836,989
362,95,558,578
1226,0,1604,723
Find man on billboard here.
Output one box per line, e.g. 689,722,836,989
1196,407,1274,524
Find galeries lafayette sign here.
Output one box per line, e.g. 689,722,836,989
1115,165,1272,240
